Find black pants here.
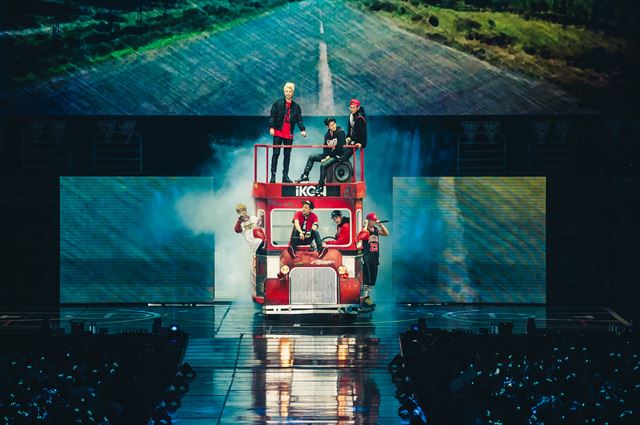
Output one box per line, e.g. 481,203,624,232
303,153,339,184
363,261,379,287
342,145,359,162
271,136,293,174
290,229,323,251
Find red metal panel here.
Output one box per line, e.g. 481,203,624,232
339,278,361,304
265,278,289,305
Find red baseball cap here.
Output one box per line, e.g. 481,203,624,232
349,98,361,107
366,212,378,222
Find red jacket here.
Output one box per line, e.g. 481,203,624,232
293,211,318,232
325,218,350,245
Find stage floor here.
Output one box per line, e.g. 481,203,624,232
1,303,630,424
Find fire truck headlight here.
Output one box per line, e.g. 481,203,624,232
280,265,290,275
338,265,347,276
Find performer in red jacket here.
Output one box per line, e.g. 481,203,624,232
325,210,350,246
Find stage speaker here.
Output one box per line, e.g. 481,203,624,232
333,162,353,183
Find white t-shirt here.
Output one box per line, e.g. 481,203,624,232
239,215,263,253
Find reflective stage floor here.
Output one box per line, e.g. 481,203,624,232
1,304,630,424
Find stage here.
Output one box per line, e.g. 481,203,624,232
0,303,629,424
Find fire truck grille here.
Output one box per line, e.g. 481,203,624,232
289,267,338,305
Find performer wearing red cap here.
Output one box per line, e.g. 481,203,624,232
357,212,389,310
344,98,367,161
290,200,324,251
325,210,350,246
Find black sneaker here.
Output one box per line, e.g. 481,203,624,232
282,174,292,183
360,304,376,313
269,173,276,184
295,175,309,183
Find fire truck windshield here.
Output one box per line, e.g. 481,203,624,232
270,209,352,247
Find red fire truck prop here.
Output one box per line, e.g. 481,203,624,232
251,144,366,316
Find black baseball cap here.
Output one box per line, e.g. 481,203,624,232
331,210,342,218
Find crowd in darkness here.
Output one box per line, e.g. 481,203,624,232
392,326,639,424
0,330,189,425
1,348,120,424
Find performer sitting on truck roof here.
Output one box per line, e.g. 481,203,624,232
295,117,346,192
290,200,324,252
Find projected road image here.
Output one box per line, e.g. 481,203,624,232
393,177,545,303
60,177,215,303
0,0,598,115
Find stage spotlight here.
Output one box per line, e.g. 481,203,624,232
410,324,420,332
169,324,179,332
178,362,196,380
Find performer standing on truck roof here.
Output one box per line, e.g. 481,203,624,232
269,82,307,184
343,98,367,162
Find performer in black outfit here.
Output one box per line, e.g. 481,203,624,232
344,98,367,162
295,117,346,191
269,82,306,183
357,212,389,311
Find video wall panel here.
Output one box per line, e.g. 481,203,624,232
60,177,215,303
393,177,546,303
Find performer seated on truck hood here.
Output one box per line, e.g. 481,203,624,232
290,200,324,252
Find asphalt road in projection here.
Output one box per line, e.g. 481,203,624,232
2,0,585,115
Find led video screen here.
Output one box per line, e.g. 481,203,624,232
393,177,545,303
2,1,638,115
60,177,215,303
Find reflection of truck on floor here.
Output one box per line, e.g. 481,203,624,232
250,144,367,317
250,329,381,422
